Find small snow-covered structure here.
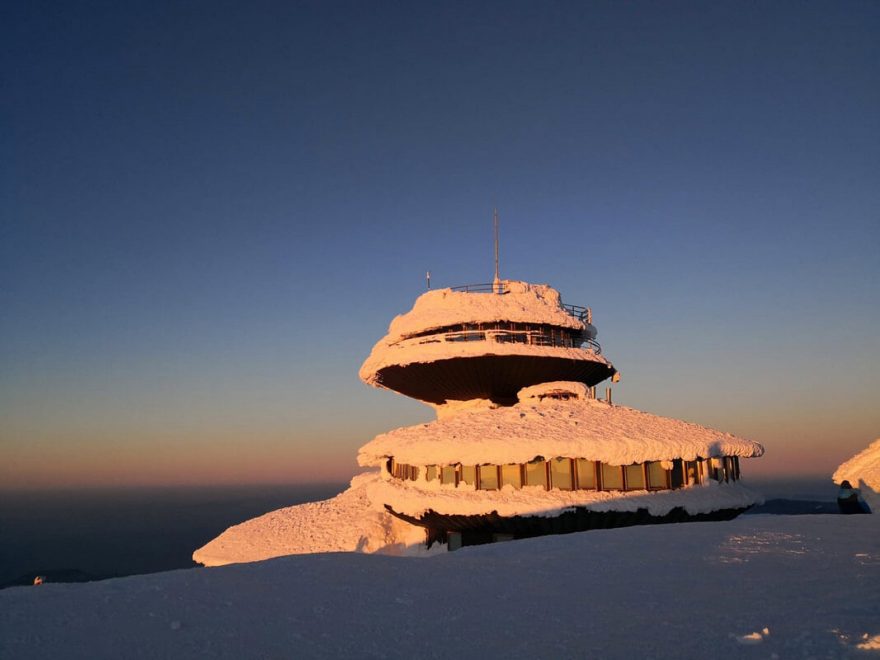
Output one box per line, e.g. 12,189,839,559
834,438,880,514
359,280,764,548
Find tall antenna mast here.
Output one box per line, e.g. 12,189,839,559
493,208,501,293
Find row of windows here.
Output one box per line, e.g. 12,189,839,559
403,322,587,350
388,456,741,492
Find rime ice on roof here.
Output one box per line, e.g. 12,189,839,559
358,395,763,469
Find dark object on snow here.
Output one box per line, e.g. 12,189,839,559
837,481,870,514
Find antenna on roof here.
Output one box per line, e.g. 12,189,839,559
426,270,431,290
493,208,501,294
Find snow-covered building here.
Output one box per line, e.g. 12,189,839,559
359,279,764,549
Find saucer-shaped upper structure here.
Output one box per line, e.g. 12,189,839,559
360,281,616,405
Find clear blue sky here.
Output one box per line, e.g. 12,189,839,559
3,1,878,487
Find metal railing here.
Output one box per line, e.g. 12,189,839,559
398,328,602,353
450,283,508,294
450,283,592,325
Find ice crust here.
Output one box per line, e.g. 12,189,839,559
834,438,880,513
359,397,764,468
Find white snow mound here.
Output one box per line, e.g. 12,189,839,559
834,438,880,513
192,473,428,567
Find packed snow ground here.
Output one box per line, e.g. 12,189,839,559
835,438,880,514
2,515,878,659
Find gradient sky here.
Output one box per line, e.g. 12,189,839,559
3,1,878,488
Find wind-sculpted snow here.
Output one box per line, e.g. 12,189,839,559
383,281,584,343
368,476,762,518
834,438,880,513
3,515,878,659
359,397,764,468
192,474,428,567
358,280,610,386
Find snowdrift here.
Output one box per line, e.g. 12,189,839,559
834,438,880,513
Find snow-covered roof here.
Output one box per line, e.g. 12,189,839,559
833,438,880,513
358,397,764,467
381,281,585,344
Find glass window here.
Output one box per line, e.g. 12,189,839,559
646,462,668,490
685,461,700,485
426,465,437,482
441,465,457,486
525,459,547,489
550,458,573,490
601,464,623,490
478,464,499,490
460,465,476,487
576,459,596,489
500,464,521,489
709,458,722,482
624,464,645,490
671,459,684,488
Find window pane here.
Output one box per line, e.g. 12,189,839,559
501,464,521,489
709,458,722,482
576,459,596,489
525,460,547,489
646,462,668,490
624,464,645,490
460,465,476,487
550,458,573,490
671,460,684,488
601,464,623,490
426,465,437,482
441,465,457,486
478,465,499,490
685,461,700,485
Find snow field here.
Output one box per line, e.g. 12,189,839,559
3,514,878,659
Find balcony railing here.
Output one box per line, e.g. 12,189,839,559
450,283,592,324
396,327,602,353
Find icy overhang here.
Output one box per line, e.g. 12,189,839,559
358,397,764,468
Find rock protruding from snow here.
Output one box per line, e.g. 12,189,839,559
358,397,764,468
834,438,880,513
192,473,428,567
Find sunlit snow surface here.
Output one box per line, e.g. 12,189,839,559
358,397,763,468
2,515,878,659
835,438,880,513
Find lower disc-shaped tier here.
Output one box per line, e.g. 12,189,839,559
374,354,616,405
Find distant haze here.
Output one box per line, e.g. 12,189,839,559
2,1,878,488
